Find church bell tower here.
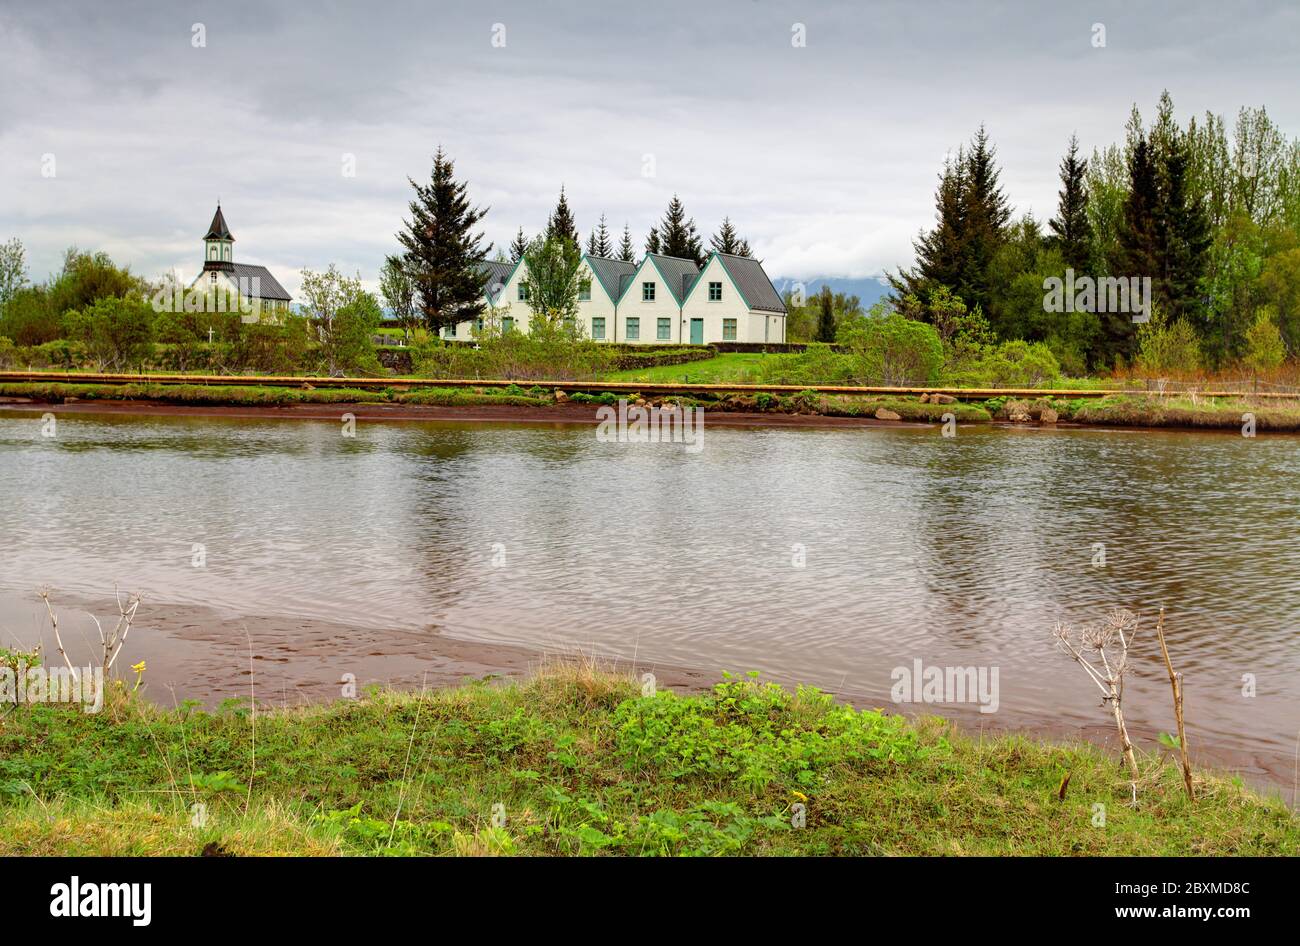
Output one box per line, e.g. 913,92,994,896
202,204,235,272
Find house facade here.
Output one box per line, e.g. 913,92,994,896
442,250,786,344
189,205,292,322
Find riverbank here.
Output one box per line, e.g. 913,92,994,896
5,380,1300,432
1,662,1295,856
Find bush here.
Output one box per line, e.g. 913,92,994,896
950,340,1062,388
839,313,944,386
752,343,857,385
0,336,16,368
1136,316,1201,377
1243,310,1287,377
413,326,615,382
0,286,61,346
62,295,155,371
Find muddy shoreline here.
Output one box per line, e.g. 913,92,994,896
4,392,1294,436
2,589,1292,799
0,396,927,429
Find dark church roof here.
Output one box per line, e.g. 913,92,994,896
204,205,233,241
229,263,291,301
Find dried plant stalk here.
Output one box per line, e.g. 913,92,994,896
1055,609,1141,780
1154,607,1194,800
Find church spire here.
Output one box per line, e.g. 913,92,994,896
203,204,234,270
204,204,233,241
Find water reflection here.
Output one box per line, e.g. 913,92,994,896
1,409,1298,775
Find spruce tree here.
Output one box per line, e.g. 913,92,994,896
957,126,1012,316
397,147,491,331
889,152,967,302
1049,134,1094,272
617,223,636,262
586,214,613,257
1107,136,1162,363
509,228,529,262
644,226,661,255
816,286,836,342
1116,137,1162,280
547,186,579,247
710,217,752,257
1156,132,1212,329
657,195,704,265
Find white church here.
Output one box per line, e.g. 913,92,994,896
190,205,292,320
446,250,787,345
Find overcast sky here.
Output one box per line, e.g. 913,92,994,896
1,0,1297,298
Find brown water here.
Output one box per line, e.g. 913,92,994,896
1,408,1297,791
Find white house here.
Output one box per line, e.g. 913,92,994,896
188,205,292,322
442,249,785,344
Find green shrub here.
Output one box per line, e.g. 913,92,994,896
613,674,942,791
951,340,1062,388
839,314,944,386
1136,316,1201,377
1243,309,1287,376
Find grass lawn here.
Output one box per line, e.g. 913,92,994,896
602,352,768,384
0,665,1293,856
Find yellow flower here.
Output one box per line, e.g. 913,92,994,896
791,791,809,803
130,660,147,692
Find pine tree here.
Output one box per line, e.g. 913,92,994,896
396,147,491,331
1050,134,1094,272
957,126,1012,316
1157,132,1211,328
617,223,636,263
816,286,836,342
657,195,704,265
644,226,661,255
509,228,529,262
586,214,613,257
547,186,579,247
1108,136,1162,363
888,152,967,301
1116,137,1162,280
710,217,752,257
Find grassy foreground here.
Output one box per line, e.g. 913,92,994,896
0,666,1294,856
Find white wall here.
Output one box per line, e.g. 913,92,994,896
619,258,688,345
680,256,752,342
576,258,619,342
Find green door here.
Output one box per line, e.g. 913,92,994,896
690,318,704,344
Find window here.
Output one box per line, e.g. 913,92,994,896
723,318,737,340
626,317,639,340
518,282,530,301
657,317,671,340
208,246,216,260
502,316,514,333
642,281,655,301
475,317,484,334
578,280,591,301
708,281,722,301
592,317,606,340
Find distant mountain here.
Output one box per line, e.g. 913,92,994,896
772,275,891,310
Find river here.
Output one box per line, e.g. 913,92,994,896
1,407,1297,793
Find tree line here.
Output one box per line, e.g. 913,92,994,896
384,148,758,338
889,92,1300,376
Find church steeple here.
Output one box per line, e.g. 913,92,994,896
203,204,234,271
